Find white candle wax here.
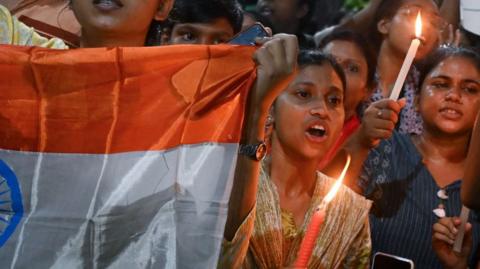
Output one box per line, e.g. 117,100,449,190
453,206,470,253
389,38,421,101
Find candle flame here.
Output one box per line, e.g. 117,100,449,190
323,155,351,203
415,12,422,38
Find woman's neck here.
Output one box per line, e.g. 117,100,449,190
269,137,318,198
414,130,470,187
418,132,470,162
345,109,357,122
377,42,405,97
416,131,469,164
80,30,146,48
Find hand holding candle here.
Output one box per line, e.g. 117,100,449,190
294,155,351,268
389,12,423,101
453,206,470,253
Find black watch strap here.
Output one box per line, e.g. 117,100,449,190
239,142,267,161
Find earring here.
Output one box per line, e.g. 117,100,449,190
265,115,274,126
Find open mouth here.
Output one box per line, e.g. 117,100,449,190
439,107,463,119
306,125,327,137
305,124,327,143
92,0,124,11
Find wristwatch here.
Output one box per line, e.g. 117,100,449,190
239,141,267,161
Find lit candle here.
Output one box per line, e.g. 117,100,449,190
453,206,470,253
294,155,351,268
389,12,423,101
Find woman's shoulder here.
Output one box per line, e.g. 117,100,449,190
0,5,14,44
0,5,11,20
0,4,67,49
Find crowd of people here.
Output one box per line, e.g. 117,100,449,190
0,0,480,268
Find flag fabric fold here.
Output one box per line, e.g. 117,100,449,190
0,44,256,268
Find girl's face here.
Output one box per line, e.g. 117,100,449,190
419,56,480,136
273,64,345,161
72,0,170,37
380,0,441,59
322,40,369,118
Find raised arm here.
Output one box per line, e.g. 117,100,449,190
223,34,298,241
314,0,382,46
440,0,460,29
322,98,405,193
462,110,480,209
341,0,383,35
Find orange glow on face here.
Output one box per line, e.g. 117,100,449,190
415,12,422,38
324,155,351,203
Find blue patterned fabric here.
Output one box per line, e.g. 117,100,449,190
360,132,480,268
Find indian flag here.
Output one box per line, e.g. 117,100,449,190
0,44,256,268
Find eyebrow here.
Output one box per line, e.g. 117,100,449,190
429,75,480,85
174,25,198,32
464,79,480,86
328,86,344,95
429,75,450,80
293,81,343,92
294,81,316,87
343,59,362,66
175,24,231,36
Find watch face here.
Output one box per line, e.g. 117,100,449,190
255,143,267,161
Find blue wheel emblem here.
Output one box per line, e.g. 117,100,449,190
0,160,23,247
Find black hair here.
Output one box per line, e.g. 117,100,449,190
292,0,334,39
368,0,407,52
417,46,480,91
368,0,438,52
298,50,347,93
146,0,243,46
309,1,345,31
297,0,316,34
169,0,243,33
317,28,377,89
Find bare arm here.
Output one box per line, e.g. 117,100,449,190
314,0,383,46
341,0,383,35
224,34,298,240
440,0,460,29
462,111,480,210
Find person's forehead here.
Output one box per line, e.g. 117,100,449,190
296,65,343,88
429,57,480,80
323,41,366,63
400,0,439,13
